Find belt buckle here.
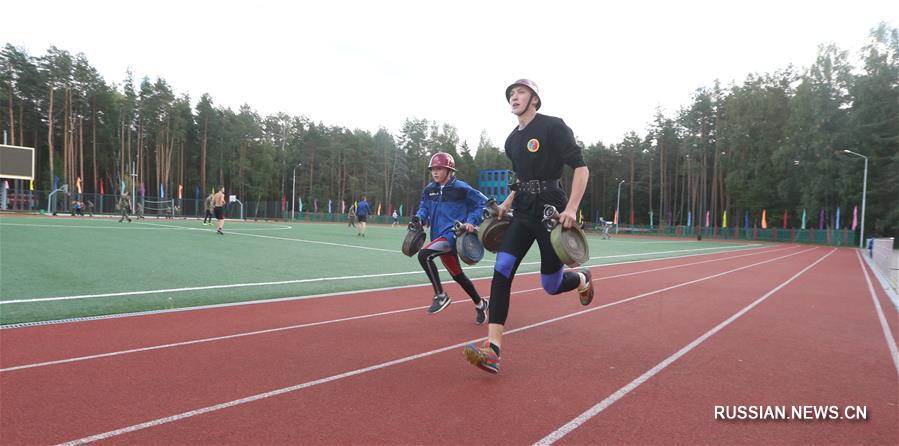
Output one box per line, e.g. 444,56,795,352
527,180,541,193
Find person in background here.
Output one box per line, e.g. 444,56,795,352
203,192,215,225
117,192,132,223
213,186,226,235
355,196,372,237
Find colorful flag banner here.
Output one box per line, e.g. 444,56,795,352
377,203,382,215
722,210,727,228
298,197,303,213
76,177,82,194
178,185,183,199
613,209,619,225
29,180,34,191
835,207,841,230
852,205,858,230
744,210,750,229
760,209,767,229
783,209,788,229
629,209,634,225
801,209,806,229
140,182,145,197
160,184,165,199
328,199,332,214
281,195,286,213
686,210,692,227
341,199,346,214
313,198,318,213
54,176,60,190
705,210,710,227
99,180,104,195
399,205,404,217
120,180,126,194
819,208,825,230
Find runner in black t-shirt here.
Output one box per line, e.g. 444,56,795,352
464,79,594,374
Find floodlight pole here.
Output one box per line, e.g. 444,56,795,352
843,149,868,248
292,163,302,220
616,179,625,234
131,162,137,204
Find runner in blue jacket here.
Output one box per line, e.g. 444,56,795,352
414,152,490,323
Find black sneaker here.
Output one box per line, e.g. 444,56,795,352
217,229,223,235
475,298,488,325
427,293,451,314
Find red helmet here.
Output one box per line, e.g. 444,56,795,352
428,152,456,171
505,79,541,110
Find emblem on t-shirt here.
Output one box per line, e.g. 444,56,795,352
527,138,540,153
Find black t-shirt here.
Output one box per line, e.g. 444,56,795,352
504,113,586,215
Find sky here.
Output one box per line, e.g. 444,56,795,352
4,0,897,150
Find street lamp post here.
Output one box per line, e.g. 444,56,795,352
616,179,625,234
291,162,302,220
843,150,868,248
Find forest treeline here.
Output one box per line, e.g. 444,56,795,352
2,23,896,235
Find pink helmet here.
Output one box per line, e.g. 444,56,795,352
428,152,456,171
505,79,541,110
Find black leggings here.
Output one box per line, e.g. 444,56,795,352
418,237,483,305
488,216,580,325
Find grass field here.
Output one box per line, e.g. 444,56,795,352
0,214,767,325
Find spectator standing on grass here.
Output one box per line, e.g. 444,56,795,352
356,196,371,237
117,192,132,223
213,186,226,235
203,192,215,225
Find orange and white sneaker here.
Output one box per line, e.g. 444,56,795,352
577,267,594,306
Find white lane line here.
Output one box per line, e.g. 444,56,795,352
2,243,766,306
1,246,796,372
0,223,185,230
855,250,899,375
53,247,818,445
137,220,401,253
533,248,835,445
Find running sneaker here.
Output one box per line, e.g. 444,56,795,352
577,267,594,306
463,341,500,374
427,293,451,314
474,298,488,325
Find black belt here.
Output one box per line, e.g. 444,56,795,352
510,179,561,194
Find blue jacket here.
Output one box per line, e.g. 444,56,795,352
416,177,488,245
356,200,372,217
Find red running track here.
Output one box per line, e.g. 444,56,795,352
0,246,895,445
